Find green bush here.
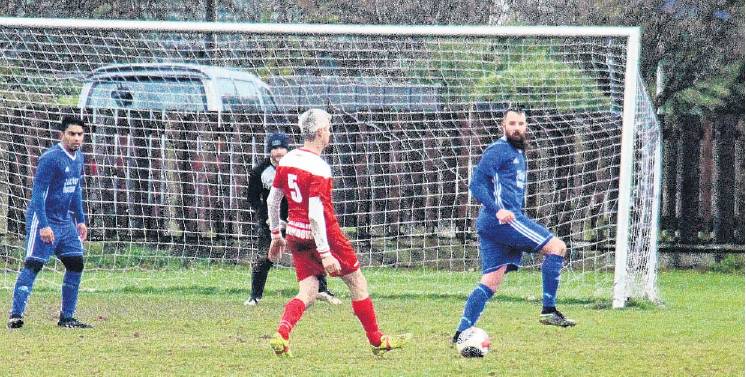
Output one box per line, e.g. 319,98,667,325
711,254,745,274
473,54,611,112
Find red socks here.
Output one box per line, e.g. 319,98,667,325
352,297,383,346
277,298,306,340
277,297,383,346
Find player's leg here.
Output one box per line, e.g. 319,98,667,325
246,226,273,306
316,275,341,305
56,223,91,328
8,217,53,328
340,269,381,344
271,238,323,356
452,225,519,344
452,265,508,343
247,257,273,305
330,228,410,354
340,269,410,355
271,275,318,357
8,258,44,328
509,214,575,327
58,256,91,328
280,275,319,336
539,237,575,327
540,237,567,311
333,231,382,346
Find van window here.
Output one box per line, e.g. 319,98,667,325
87,77,207,111
216,78,237,98
259,87,278,112
218,79,262,112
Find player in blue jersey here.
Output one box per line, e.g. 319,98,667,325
7,116,92,329
452,108,575,343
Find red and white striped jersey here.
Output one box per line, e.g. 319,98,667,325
272,148,339,239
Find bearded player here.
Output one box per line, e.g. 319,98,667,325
452,108,576,345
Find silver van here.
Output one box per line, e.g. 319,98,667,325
78,63,279,113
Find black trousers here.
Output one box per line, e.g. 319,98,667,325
251,224,329,299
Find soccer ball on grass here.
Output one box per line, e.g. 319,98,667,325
455,327,491,358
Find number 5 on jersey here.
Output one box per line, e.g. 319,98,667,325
288,173,303,203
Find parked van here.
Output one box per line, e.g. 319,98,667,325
78,63,279,113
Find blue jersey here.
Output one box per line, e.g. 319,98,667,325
470,136,527,225
26,143,86,229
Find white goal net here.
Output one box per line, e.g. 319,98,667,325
0,19,660,306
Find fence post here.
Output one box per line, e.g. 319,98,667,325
698,120,714,238
661,121,678,237
712,114,738,243
734,119,745,244
676,114,702,243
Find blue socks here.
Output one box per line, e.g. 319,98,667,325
456,283,494,332
455,255,563,333
61,271,82,319
542,254,564,309
11,267,40,317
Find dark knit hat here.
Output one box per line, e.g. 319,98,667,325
266,132,289,153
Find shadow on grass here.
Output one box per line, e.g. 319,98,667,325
26,285,625,309
587,298,664,310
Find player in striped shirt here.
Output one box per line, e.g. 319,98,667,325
7,116,92,329
452,108,575,344
266,109,410,357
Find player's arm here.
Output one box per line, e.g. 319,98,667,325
470,146,515,223
267,186,286,262
70,160,88,240
246,166,262,212
305,174,339,274
307,196,330,257
308,195,340,275
267,186,285,237
30,155,55,242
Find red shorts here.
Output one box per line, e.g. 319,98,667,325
286,227,360,281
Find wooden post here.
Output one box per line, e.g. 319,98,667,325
660,120,678,236
698,120,714,238
712,114,738,243
676,114,701,243
734,120,745,244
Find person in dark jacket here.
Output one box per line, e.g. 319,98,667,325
244,132,340,306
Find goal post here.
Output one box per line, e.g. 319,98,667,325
612,27,640,309
0,18,660,307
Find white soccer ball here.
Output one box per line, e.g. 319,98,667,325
455,327,491,358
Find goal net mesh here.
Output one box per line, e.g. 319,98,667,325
0,24,660,303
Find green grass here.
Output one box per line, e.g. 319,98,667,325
0,269,743,377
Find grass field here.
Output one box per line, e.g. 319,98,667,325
1,268,743,377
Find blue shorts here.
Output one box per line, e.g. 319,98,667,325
24,217,84,263
476,214,553,274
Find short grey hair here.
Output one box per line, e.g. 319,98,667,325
298,108,332,141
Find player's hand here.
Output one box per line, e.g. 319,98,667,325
321,254,341,276
268,237,286,263
39,227,55,244
496,209,516,224
77,223,88,242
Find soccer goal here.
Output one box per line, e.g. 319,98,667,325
0,18,660,307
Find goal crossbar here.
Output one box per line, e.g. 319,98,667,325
0,17,639,38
